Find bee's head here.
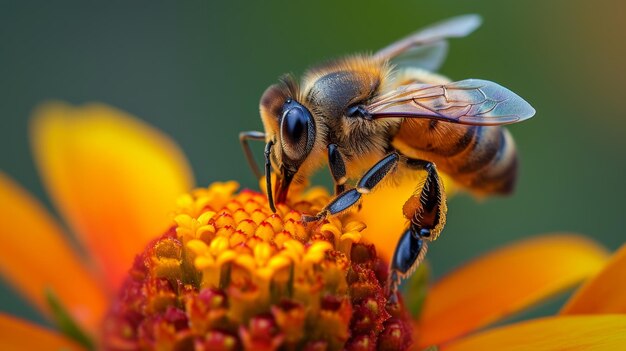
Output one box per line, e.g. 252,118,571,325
259,76,317,211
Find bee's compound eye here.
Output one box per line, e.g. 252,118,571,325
280,101,315,161
285,108,306,140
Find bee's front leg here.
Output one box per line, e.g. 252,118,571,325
388,158,447,301
239,130,266,179
302,152,400,222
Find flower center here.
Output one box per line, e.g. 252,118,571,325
102,182,412,350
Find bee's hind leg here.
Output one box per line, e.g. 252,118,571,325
388,229,429,304
388,157,447,302
302,152,400,222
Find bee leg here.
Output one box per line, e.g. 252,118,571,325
328,144,347,195
388,157,447,299
239,131,266,179
264,141,277,213
388,230,428,303
303,152,400,222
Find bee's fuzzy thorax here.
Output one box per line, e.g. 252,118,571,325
300,54,392,96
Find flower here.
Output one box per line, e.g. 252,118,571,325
102,183,416,350
1,102,625,350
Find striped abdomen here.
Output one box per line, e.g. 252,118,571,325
393,119,518,195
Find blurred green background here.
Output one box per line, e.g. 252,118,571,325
1,0,625,327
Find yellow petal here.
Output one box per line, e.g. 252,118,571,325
416,234,609,347
30,102,194,289
0,172,107,332
561,243,626,314
356,176,411,260
0,313,85,351
442,315,626,351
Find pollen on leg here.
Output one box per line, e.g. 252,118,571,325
102,182,414,351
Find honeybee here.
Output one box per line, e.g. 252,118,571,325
240,14,535,295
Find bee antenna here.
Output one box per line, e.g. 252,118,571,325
264,140,277,213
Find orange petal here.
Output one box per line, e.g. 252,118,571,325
30,102,194,289
416,234,609,347
442,315,626,351
561,243,626,314
0,172,107,332
357,173,456,261
0,313,85,351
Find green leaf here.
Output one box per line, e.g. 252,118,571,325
45,289,94,350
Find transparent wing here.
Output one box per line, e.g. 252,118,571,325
367,79,536,126
374,14,482,61
392,41,449,72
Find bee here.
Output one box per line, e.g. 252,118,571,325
240,14,535,295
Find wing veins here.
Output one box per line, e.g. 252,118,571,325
368,79,536,125
411,98,447,118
